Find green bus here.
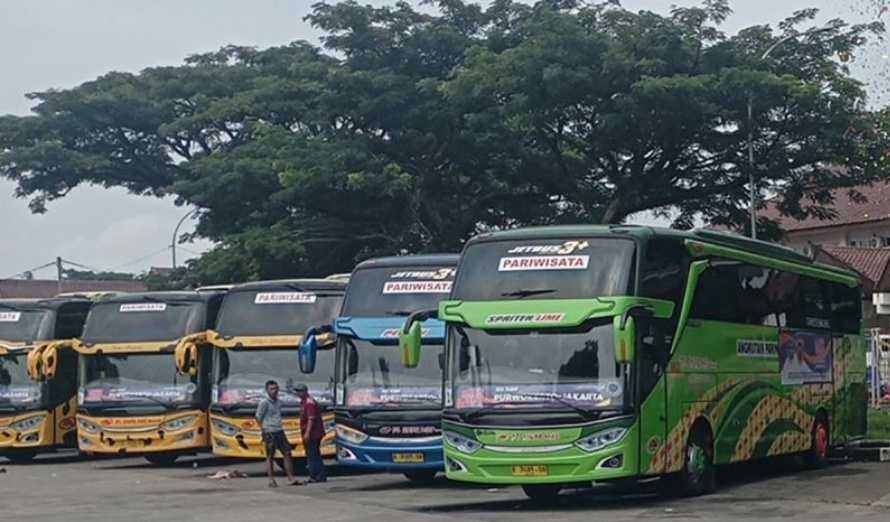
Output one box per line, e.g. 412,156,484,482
399,225,867,502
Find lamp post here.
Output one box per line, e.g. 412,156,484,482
171,209,199,270
746,27,836,240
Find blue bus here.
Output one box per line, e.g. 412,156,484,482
299,254,458,481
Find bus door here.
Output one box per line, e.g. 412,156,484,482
635,316,670,476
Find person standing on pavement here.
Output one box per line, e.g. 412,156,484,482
296,383,327,483
256,379,302,487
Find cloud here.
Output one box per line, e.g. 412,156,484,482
0,180,213,278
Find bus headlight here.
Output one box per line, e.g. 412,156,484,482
335,424,368,444
12,415,44,431
324,419,335,433
574,427,628,453
211,419,240,436
78,419,101,433
162,415,199,431
443,431,482,454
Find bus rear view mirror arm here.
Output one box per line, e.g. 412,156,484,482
298,324,332,375
399,308,438,369
619,303,654,330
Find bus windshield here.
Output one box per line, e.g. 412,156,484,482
451,238,635,301
446,320,625,410
214,347,335,407
215,290,343,337
338,338,442,408
79,353,197,405
0,353,43,408
341,266,455,317
0,307,53,343
81,301,206,343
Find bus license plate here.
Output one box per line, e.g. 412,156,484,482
393,453,425,463
511,465,548,477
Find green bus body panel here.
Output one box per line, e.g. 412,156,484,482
444,419,641,484
439,226,867,485
439,297,675,329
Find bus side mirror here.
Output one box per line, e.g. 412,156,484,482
27,345,45,381
298,330,319,374
614,303,653,364
41,344,59,380
174,339,198,376
399,309,436,369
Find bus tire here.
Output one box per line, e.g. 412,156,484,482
667,421,716,497
403,470,437,483
144,453,179,466
804,412,829,470
521,484,561,504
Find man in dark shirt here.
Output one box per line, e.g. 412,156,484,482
296,383,327,483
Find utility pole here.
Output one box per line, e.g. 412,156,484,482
746,26,834,240
56,256,63,295
172,209,198,270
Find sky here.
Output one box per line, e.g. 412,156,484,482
0,0,884,280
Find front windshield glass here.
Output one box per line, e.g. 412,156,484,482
81,301,206,343
214,348,335,407
215,289,343,336
0,353,43,407
337,338,442,407
0,308,53,342
341,266,456,317
447,320,624,410
451,238,635,301
79,353,197,405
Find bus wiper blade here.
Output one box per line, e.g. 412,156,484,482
515,393,598,422
463,400,540,422
500,288,557,299
384,310,413,316
133,395,178,411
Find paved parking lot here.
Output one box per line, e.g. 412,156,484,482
2,453,890,522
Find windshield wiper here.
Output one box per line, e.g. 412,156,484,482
513,393,599,422
384,310,413,316
500,288,557,299
127,395,178,411
0,403,31,413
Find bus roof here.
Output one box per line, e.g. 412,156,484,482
96,290,226,304
353,253,461,271
465,225,859,282
226,278,348,292
0,296,95,310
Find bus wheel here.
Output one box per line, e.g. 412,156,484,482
144,454,179,466
668,422,716,497
403,470,437,483
521,484,561,504
804,413,829,470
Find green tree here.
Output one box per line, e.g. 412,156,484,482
62,269,134,281
1,0,888,284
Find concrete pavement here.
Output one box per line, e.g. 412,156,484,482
2,453,890,521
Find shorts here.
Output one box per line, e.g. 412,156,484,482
262,430,291,457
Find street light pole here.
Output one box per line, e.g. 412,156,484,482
746,27,835,240
171,209,198,270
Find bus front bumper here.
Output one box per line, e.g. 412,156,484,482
0,411,54,451
76,410,209,455
335,435,443,471
442,426,639,485
209,412,336,459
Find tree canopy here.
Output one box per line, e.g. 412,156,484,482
1,0,887,284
